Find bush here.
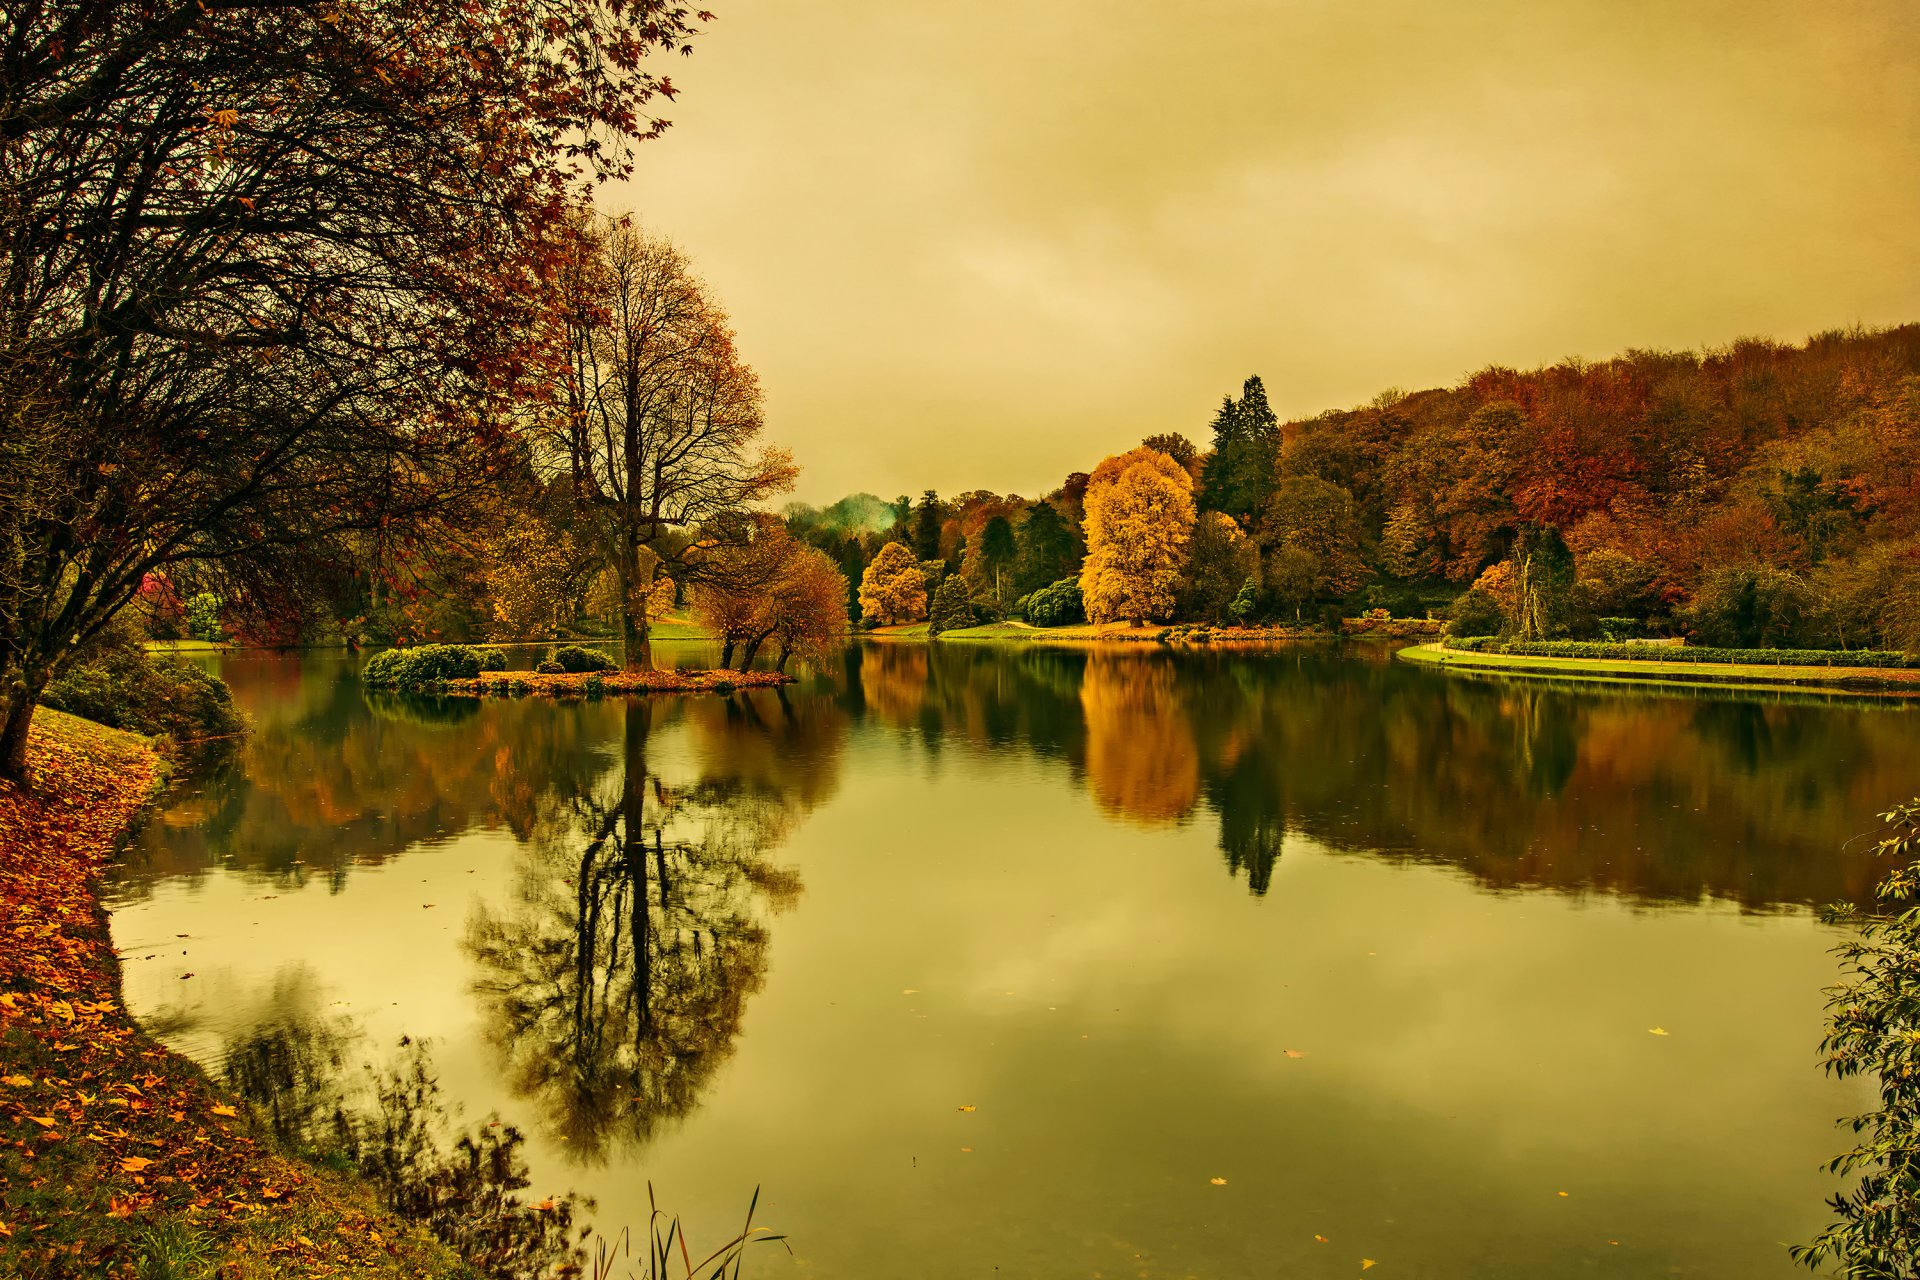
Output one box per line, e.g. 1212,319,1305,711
583,674,606,699
928,575,976,636
362,644,485,687
42,624,245,751
1446,588,1507,638
551,645,616,673
533,659,564,674
1025,578,1085,628
477,648,508,672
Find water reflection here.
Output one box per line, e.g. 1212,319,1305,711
854,643,1914,907
467,696,833,1162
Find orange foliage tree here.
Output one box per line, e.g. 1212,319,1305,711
858,542,928,625
1078,447,1196,624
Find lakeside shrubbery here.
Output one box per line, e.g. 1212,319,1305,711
41,623,245,756
1441,637,1920,668
362,645,509,688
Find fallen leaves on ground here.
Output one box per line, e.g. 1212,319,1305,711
0,711,460,1279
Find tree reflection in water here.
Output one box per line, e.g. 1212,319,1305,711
850,642,1919,907
467,694,837,1162
219,974,589,1279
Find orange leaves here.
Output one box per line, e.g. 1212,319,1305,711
211,1104,238,1118
119,1156,154,1173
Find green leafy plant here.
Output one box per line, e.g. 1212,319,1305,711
362,645,486,687
1795,799,1920,1275
553,645,617,673
1441,638,1920,668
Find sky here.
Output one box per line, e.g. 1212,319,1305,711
614,0,1920,505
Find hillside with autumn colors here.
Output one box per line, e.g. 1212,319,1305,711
790,325,1920,652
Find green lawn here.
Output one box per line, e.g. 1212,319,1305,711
1396,642,1920,692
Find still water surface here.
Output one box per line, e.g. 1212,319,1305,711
105,644,1918,1277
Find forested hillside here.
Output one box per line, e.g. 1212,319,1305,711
792,325,1920,649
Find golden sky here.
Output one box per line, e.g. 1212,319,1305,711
616,0,1920,504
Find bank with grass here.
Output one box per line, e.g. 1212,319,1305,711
0,710,468,1279
1397,640,1920,693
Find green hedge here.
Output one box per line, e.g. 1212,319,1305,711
551,645,616,673
362,644,485,687
1441,637,1920,668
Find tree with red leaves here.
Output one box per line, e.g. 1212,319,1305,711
0,0,712,780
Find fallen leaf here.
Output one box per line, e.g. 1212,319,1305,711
211,1104,237,1117
1,1076,31,1088
27,1115,55,1128
957,1105,976,1113
532,1199,556,1212
1362,1261,1376,1271
902,988,918,995
1209,1177,1227,1186
959,1146,972,1153
1648,1027,1669,1036
1313,1235,1329,1244
1557,1190,1569,1197
120,1156,153,1172
1285,1049,1307,1059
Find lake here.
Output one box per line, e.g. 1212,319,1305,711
104,642,1916,1278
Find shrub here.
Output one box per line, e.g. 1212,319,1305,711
552,645,616,673
583,674,606,699
1446,589,1506,638
362,644,485,687
1794,800,1920,1273
42,624,245,753
1025,578,1085,628
534,659,564,674
477,648,508,672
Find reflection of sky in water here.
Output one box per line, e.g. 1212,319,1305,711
106,644,1914,1278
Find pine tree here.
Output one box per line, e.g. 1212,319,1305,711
928,574,975,636
1016,500,1079,594
1201,376,1281,524
913,490,943,561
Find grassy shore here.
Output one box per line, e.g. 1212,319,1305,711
0,710,464,1279
1396,641,1920,693
865,620,1341,645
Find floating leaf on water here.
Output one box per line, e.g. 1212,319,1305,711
1361,1260,1376,1271
1209,1177,1227,1186
957,1104,976,1113
1285,1049,1307,1059
1648,1027,1669,1036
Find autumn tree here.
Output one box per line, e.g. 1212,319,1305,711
1258,476,1371,603
1178,512,1258,623
550,222,794,672
1016,500,1080,595
1079,447,1197,625
0,0,710,780
858,541,927,625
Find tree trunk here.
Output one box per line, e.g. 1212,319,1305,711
1,681,41,785
618,545,655,672
621,702,653,1033
738,628,775,670
720,638,736,669
775,642,792,672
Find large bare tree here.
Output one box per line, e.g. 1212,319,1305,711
0,0,709,781
553,221,794,670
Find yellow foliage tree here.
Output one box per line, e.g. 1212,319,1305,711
1079,446,1196,624
858,541,928,625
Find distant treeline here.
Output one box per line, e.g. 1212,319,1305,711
787,325,1920,649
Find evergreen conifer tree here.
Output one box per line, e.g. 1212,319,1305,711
929,574,975,636
914,490,944,561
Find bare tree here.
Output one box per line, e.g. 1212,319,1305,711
553,221,794,670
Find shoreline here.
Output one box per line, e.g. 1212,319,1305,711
1396,642,1920,694
0,711,461,1278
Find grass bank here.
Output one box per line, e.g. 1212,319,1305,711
1397,642,1920,694
0,710,464,1279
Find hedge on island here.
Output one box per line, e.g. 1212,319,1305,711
363,644,504,688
